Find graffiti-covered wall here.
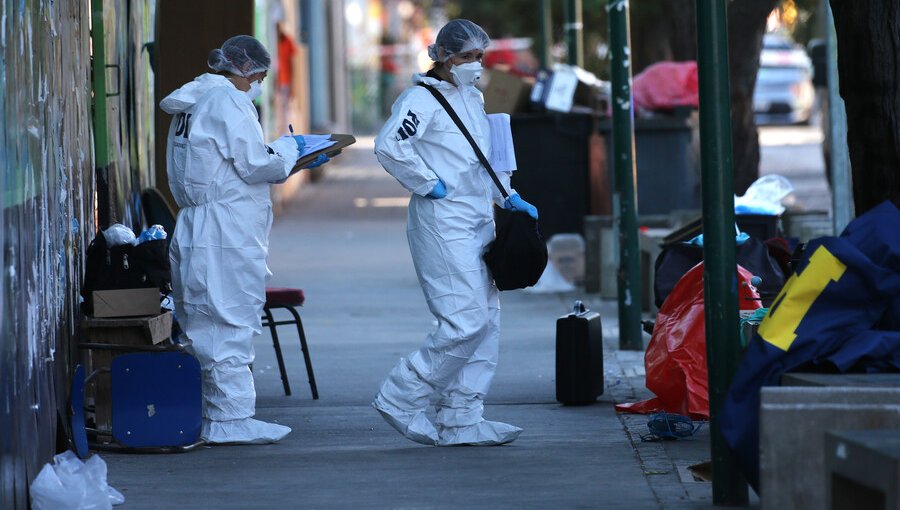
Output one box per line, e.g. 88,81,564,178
1,0,156,507
0,2,94,508
102,0,157,231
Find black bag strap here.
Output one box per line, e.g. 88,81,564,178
418,83,510,200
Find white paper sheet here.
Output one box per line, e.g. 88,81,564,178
299,134,336,157
487,113,518,172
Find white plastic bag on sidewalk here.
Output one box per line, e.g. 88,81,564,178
30,451,125,509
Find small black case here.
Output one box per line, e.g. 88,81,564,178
556,301,604,405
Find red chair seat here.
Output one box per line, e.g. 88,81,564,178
265,287,305,306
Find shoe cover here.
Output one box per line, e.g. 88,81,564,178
372,397,438,446
437,420,522,446
202,417,292,445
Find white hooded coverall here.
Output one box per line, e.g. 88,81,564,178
161,73,298,444
373,73,521,446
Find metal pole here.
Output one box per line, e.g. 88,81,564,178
695,1,749,505
565,0,584,67
826,3,853,232
608,0,642,351
91,0,111,228
538,0,553,69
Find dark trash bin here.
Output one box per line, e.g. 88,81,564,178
510,112,606,240
599,112,700,217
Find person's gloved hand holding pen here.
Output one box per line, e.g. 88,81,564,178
288,124,305,152
289,124,330,169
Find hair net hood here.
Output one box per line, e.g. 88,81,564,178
427,19,490,63
208,35,271,77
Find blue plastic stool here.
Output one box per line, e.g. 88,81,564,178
71,350,204,453
70,365,90,459
110,352,202,448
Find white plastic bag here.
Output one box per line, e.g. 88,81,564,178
734,174,794,215
30,451,125,509
101,223,136,247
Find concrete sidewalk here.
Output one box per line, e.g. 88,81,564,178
104,138,719,509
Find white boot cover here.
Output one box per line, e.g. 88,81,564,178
438,420,522,446
372,358,438,445
202,417,292,445
372,402,439,446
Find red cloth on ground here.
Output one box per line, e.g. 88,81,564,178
615,263,762,420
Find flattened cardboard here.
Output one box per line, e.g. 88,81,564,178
479,69,531,114
92,288,161,318
82,311,173,345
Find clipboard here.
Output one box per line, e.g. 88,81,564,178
291,134,356,172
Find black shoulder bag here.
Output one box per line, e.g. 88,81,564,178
80,230,172,315
418,83,548,290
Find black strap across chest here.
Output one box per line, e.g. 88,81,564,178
417,83,510,200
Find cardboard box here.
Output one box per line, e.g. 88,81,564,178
479,69,531,114
92,288,161,318
532,65,608,113
81,311,173,346
81,311,174,434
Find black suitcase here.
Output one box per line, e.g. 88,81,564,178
556,301,604,405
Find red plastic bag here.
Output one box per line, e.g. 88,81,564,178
615,262,761,420
632,61,698,114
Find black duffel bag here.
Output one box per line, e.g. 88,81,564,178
80,228,172,315
484,206,548,291
654,236,786,308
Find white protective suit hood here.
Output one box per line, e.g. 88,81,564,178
372,72,522,446
163,73,296,445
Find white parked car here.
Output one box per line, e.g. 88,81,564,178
754,34,816,125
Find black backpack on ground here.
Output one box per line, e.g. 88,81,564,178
80,230,171,315
654,236,786,309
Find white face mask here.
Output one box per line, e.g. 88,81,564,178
246,80,262,101
450,62,483,87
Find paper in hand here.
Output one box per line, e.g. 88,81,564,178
298,134,337,157
487,113,518,172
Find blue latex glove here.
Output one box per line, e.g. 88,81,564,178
302,153,329,169
427,180,447,199
504,193,538,219
292,135,306,152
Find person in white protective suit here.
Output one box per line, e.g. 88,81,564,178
372,19,540,446
161,35,327,445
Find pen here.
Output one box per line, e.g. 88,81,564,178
288,124,303,151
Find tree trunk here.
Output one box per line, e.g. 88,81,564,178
664,0,698,62
631,0,696,73
727,0,779,196
830,0,900,215
630,0,775,196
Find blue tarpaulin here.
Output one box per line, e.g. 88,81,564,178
720,201,900,491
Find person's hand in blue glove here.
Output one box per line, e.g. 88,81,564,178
302,153,329,169
504,193,539,219
291,135,306,152
426,180,447,199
